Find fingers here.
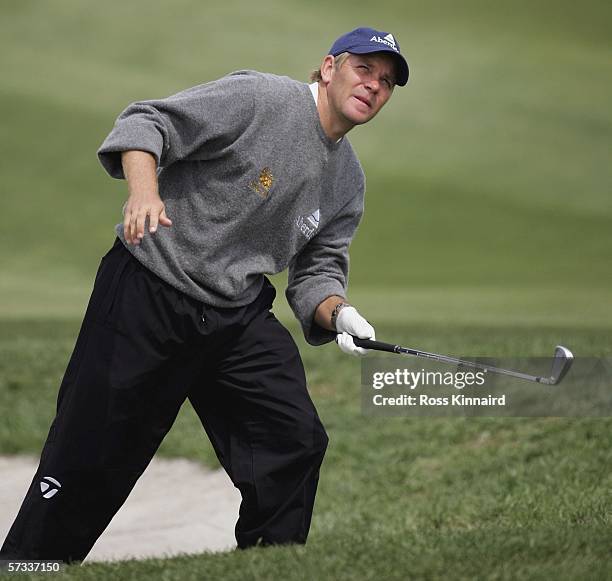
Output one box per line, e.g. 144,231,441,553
158,208,173,227
336,332,370,357
335,306,376,357
135,209,148,242
355,323,375,341
148,206,173,234
149,209,160,234
122,199,172,245
335,306,376,340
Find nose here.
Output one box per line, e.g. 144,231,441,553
364,77,380,93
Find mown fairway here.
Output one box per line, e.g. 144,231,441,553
1,0,611,579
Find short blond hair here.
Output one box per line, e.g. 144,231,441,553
309,52,350,83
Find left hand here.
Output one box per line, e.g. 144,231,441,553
335,306,376,357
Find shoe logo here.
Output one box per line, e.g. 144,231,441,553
296,208,320,240
40,476,62,499
370,33,398,52
249,167,274,199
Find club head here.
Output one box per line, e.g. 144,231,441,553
541,345,573,385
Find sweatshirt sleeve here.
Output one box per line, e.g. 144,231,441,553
286,189,364,346
97,71,257,179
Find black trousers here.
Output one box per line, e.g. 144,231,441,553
1,239,328,562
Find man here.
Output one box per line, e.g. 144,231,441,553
1,27,409,562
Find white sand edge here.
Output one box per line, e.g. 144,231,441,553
0,456,241,562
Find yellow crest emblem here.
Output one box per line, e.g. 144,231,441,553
249,167,274,199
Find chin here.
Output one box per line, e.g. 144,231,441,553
349,112,375,126
345,107,375,126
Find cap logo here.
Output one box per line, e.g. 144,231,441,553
383,33,396,47
369,34,398,52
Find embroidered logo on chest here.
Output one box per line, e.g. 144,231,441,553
249,167,274,199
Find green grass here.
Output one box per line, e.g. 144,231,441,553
1,0,611,578
1,0,611,300
1,319,611,579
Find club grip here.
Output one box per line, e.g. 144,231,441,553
352,337,398,353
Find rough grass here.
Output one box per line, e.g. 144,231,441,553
1,319,611,579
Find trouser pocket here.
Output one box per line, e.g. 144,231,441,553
95,241,133,324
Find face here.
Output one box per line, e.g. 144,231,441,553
322,52,396,132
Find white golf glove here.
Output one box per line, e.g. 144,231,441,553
335,306,376,357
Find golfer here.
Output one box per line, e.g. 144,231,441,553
1,27,409,562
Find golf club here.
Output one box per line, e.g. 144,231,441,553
352,337,574,385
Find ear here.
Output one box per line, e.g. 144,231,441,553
320,55,336,85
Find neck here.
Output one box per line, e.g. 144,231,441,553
316,82,353,142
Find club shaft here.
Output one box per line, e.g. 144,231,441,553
353,338,548,383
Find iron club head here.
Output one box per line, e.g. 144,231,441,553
540,345,574,385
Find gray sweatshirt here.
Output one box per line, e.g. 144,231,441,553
97,70,365,345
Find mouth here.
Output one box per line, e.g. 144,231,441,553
353,95,371,108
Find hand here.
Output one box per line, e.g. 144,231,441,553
335,306,376,357
123,192,172,245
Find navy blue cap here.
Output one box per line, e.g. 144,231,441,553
329,27,409,86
